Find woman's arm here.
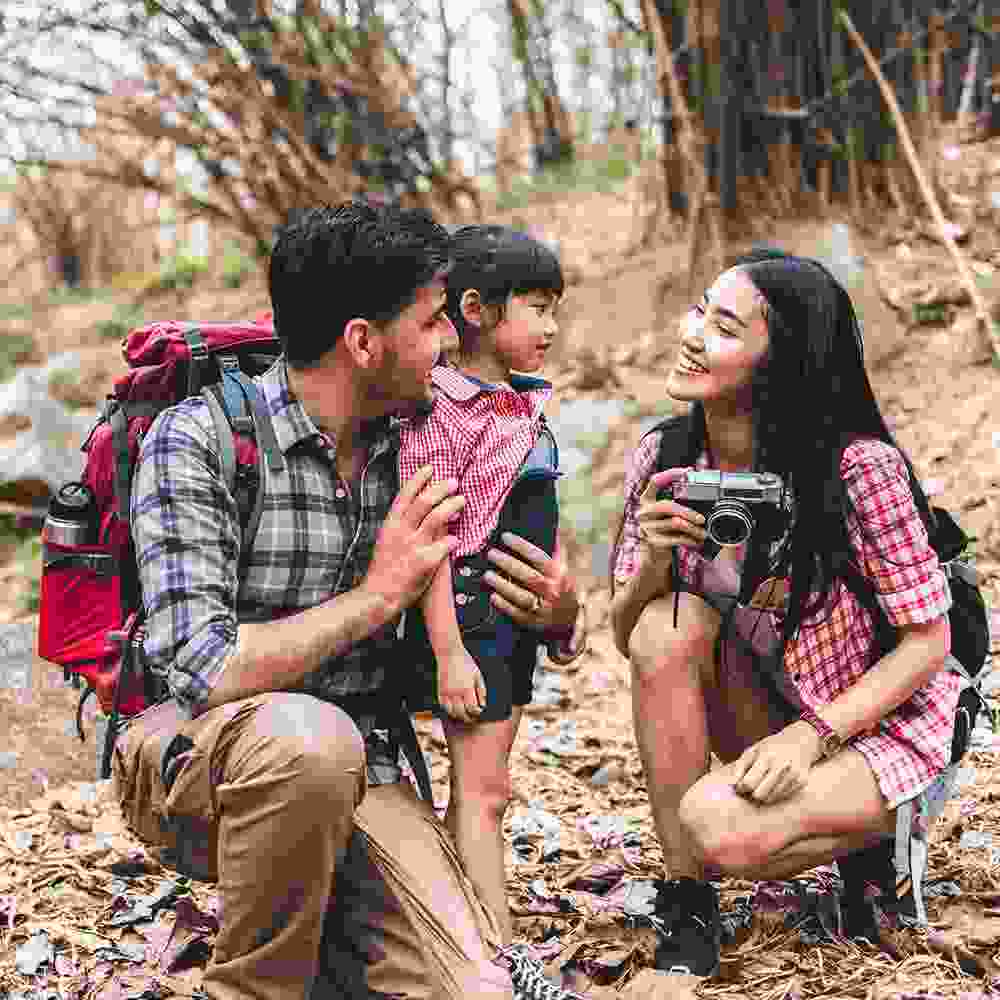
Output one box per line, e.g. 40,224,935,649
818,617,950,742
610,467,707,657
611,550,672,657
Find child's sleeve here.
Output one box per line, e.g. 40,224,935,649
397,401,466,490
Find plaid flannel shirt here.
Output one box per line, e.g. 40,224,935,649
613,433,956,809
131,358,404,785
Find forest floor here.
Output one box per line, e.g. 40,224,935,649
1,136,999,1000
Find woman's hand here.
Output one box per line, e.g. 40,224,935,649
637,468,708,560
731,721,823,805
482,534,586,660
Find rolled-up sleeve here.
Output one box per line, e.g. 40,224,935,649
131,400,242,718
842,439,951,626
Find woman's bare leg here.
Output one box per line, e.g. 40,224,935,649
628,592,888,882
628,593,779,879
678,748,895,880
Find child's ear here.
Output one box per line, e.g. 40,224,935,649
460,289,483,328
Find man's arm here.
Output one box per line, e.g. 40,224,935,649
203,466,465,713
200,587,402,713
133,402,462,717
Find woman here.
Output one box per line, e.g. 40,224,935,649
609,249,957,977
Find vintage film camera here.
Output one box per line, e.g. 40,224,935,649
659,470,792,560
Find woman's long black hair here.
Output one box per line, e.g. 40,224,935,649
691,247,936,642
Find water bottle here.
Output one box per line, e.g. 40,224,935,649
42,482,98,547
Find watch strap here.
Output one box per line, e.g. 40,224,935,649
799,704,843,760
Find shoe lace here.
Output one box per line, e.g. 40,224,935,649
496,946,588,1000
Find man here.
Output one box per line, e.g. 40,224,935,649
113,203,587,1000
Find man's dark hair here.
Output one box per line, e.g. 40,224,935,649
268,201,451,368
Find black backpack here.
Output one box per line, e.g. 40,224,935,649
611,413,991,765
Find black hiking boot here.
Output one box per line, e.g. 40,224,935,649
645,877,721,977
838,839,917,938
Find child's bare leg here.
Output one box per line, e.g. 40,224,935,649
443,708,522,944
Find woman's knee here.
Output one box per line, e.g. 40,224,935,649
678,781,766,874
628,597,718,684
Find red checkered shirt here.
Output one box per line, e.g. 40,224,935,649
398,366,553,558
613,432,957,809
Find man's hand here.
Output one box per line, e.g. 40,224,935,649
437,647,487,724
731,721,823,805
482,534,582,636
363,466,465,617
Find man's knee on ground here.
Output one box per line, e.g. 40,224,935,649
678,782,770,875
628,598,717,685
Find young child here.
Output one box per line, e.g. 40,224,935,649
398,225,568,958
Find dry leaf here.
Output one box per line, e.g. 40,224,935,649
617,968,704,1000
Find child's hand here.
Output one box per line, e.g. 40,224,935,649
437,647,487,724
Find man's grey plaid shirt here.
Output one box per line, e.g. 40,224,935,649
131,358,404,785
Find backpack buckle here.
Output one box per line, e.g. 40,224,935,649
944,559,978,587
107,611,141,649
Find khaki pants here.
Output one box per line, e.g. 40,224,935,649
112,693,512,1000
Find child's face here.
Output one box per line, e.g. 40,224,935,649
491,291,559,373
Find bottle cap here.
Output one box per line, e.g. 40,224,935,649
49,482,95,519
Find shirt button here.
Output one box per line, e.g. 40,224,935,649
455,594,469,605
335,488,347,500
459,566,474,577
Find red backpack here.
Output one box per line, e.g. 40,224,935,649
37,320,282,775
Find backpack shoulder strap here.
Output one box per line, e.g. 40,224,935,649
654,411,700,475
202,359,285,575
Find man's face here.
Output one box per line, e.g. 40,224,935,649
368,280,454,411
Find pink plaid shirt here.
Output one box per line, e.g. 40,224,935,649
613,432,957,809
398,366,553,558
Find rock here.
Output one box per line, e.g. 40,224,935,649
950,313,996,366
0,621,37,691
0,353,98,494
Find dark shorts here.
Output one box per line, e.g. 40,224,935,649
403,474,558,722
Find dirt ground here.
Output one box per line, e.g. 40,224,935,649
1,138,999,998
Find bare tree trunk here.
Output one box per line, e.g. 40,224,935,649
436,0,456,167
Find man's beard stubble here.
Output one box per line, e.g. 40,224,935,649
365,347,435,419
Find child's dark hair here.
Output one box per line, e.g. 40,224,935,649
445,225,564,340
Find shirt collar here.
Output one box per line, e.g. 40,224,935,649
430,364,552,401
259,358,398,457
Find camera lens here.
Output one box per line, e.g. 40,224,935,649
707,500,754,547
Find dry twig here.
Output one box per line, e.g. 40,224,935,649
839,11,1000,364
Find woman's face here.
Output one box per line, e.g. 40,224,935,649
666,268,770,406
